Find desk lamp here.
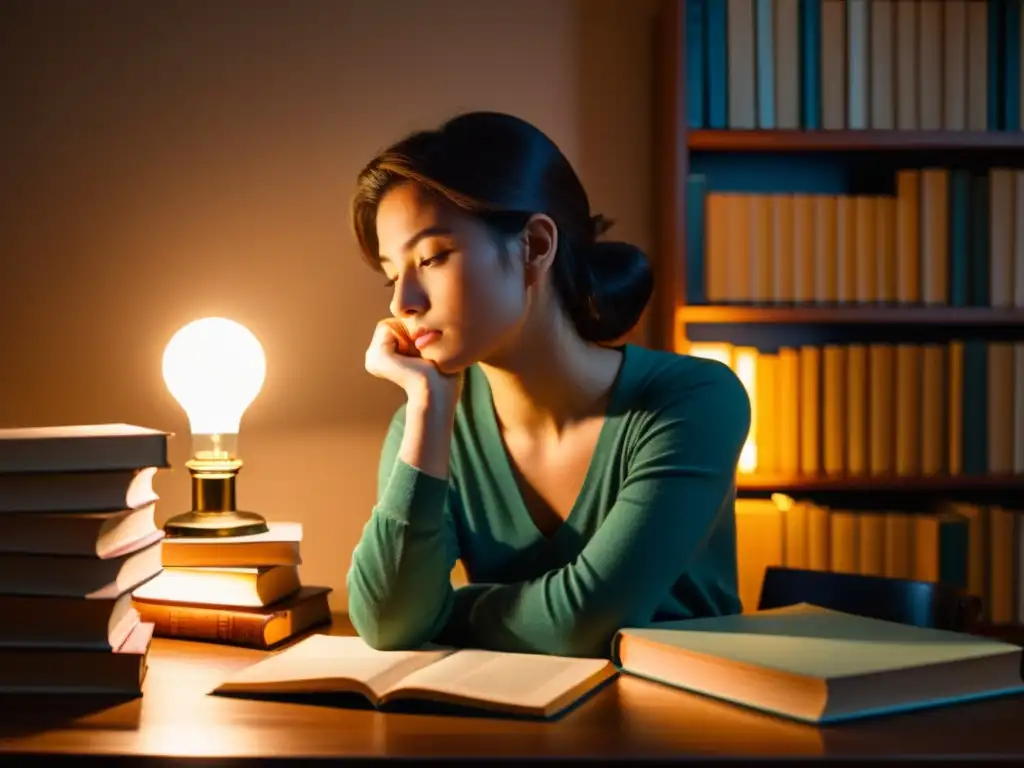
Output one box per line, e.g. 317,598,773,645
161,316,269,538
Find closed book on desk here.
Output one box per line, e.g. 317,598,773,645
0,424,168,474
212,634,616,719
612,603,1024,724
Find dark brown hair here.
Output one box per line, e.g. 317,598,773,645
351,111,652,343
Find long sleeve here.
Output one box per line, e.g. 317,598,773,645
438,360,751,658
346,405,461,650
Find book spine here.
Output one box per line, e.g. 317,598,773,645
687,0,707,128
133,601,272,647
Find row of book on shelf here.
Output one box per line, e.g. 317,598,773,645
0,424,331,695
686,0,1014,132
684,340,1024,478
735,497,1023,626
687,167,1024,308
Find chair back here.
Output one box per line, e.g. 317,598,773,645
758,566,982,632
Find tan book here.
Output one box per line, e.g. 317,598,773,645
943,0,968,130
822,345,847,476
611,604,1024,724
134,585,332,649
806,503,831,571
883,513,913,579
735,500,785,613
213,633,617,719
0,532,163,598
895,0,918,129
754,353,780,475
777,347,802,475
727,194,752,302
895,171,920,304
783,501,809,569
836,197,857,303
814,197,838,303
875,196,897,303
856,512,885,577
868,344,896,475
989,170,1015,308
920,169,949,305
750,195,772,303
799,346,821,475
988,507,1016,625
160,521,302,567
987,342,1015,474
132,564,300,608
0,466,158,514
854,197,877,303
948,341,965,475
845,344,868,476
705,193,729,302
0,621,153,694
917,0,942,130
0,424,168,474
774,0,801,129
829,510,858,574
870,0,895,129
920,344,947,475
966,0,988,130
895,344,922,476
792,195,816,302
820,0,847,129
771,195,796,303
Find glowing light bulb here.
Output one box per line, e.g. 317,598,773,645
162,317,266,464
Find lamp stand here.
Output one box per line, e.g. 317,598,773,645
163,458,268,538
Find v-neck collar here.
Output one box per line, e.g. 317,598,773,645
470,345,632,544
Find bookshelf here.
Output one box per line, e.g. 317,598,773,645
653,0,1024,631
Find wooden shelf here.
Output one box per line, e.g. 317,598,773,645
676,305,1024,327
738,474,1024,493
688,129,1024,152
736,474,1024,510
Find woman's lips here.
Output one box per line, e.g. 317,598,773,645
414,330,441,350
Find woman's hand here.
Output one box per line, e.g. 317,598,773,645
366,318,462,479
365,319,462,409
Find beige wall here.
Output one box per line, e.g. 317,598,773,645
0,0,660,610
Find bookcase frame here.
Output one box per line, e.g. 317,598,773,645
652,0,1024,509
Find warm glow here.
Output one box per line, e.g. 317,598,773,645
684,341,759,475
162,317,266,461
771,492,794,512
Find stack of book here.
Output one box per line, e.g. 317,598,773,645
0,424,166,695
132,521,332,649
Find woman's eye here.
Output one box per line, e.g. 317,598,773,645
420,250,452,268
383,276,397,288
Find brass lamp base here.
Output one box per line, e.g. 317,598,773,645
163,508,268,538
163,457,269,539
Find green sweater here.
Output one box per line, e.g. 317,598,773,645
346,344,751,658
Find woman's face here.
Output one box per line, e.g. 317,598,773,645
375,182,529,373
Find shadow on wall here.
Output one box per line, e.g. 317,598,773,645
574,0,660,350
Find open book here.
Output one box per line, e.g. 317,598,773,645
212,634,617,719
612,603,1024,724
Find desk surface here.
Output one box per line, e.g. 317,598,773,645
1,614,1023,761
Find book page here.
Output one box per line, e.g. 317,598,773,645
213,635,455,702
390,649,613,714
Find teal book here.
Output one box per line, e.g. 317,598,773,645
612,603,1024,725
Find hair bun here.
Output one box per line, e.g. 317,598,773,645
568,239,653,343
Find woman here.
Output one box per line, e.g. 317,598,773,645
346,111,750,659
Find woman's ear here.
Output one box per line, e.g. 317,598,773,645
521,214,558,286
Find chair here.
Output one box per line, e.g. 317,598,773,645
757,566,983,633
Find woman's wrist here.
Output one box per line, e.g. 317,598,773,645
400,381,458,479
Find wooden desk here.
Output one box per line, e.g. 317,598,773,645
1,614,1023,762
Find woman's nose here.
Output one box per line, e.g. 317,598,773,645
390,272,428,318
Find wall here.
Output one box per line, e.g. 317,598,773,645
0,0,660,609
